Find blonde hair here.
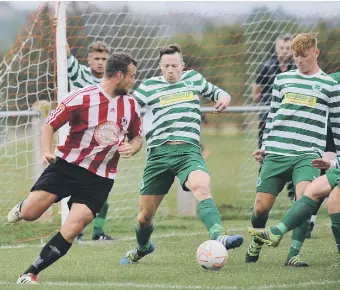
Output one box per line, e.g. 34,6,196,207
88,41,110,54
291,34,317,56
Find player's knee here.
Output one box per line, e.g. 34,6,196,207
188,179,211,197
137,213,153,227
304,186,324,201
253,198,270,216
61,221,86,242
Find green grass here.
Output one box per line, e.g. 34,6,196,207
0,218,339,289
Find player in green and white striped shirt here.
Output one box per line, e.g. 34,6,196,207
247,34,340,267
247,70,340,268
67,40,115,241
120,44,244,265
67,41,110,91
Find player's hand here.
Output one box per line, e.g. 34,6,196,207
52,16,70,57
252,149,265,163
311,158,331,170
118,143,133,158
52,16,57,28
214,94,231,113
42,152,56,166
254,93,262,103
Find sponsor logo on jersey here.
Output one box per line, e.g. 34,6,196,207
284,93,317,108
159,91,195,106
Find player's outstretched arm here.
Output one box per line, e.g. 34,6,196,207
40,123,56,166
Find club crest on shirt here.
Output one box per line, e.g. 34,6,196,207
312,83,322,93
120,117,128,127
94,121,120,146
184,80,194,87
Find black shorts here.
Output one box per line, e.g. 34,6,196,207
31,157,114,217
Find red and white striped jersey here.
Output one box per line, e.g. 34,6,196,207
45,84,142,179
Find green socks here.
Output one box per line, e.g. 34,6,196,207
251,212,268,245
198,198,223,240
270,195,319,235
330,213,340,254
136,224,154,252
93,199,109,236
289,220,309,257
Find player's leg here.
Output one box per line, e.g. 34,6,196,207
8,190,58,223
121,194,165,264
306,152,336,239
246,154,288,263
184,169,244,249
92,199,116,240
249,173,332,246
327,186,340,268
282,156,321,266
8,163,63,223
120,147,174,264
17,159,114,284
174,144,243,250
18,203,94,284
284,180,312,267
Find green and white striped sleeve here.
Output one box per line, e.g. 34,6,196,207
261,77,281,151
132,82,149,108
67,55,94,88
198,73,230,102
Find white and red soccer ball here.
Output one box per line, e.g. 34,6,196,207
196,240,228,270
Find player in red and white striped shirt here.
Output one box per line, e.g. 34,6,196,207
8,52,143,284
45,84,142,179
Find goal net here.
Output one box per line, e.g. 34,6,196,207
1,1,340,244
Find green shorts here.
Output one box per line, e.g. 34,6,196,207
140,143,209,195
326,168,340,190
256,153,320,196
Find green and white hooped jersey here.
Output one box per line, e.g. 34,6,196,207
67,55,102,90
133,70,230,149
262,69,340,157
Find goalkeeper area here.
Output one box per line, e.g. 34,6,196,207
0,1,340,288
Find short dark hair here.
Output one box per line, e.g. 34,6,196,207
159,44,182,60
105,52,137,78
276,34,294,44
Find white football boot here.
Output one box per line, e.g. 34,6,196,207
17,273,39,284
8,202,23,223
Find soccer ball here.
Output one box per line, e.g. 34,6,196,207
196,240,228,270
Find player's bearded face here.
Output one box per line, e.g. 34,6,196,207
293,47,319,74
159,53,184,83
88,52,109,75
115,64,136,95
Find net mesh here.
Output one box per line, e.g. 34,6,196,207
1,2,340,244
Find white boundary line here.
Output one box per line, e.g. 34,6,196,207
0,227,247,250
0,279,339,289
0,223,331,250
